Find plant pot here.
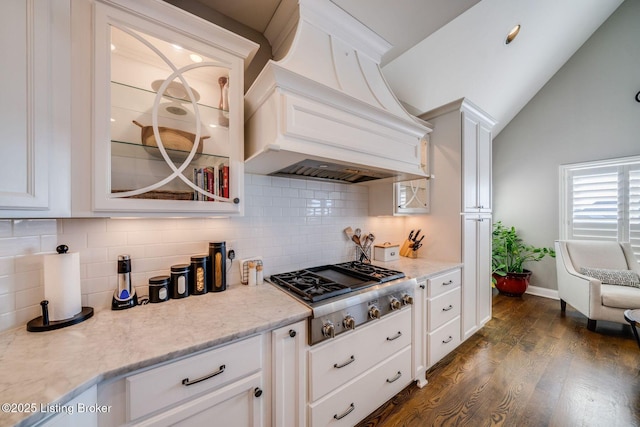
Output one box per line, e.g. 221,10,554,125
493,270,532,297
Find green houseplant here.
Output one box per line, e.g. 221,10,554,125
492,221,555,296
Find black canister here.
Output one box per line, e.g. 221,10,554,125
148,275,170,303
190,255,209,295
170,264,190,299
209,242,227,292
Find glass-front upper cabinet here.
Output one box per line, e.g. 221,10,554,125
91,1,257,215
396,179,430,214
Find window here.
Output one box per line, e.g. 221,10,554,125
560,155,640,257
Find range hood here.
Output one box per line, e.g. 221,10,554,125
244,0,432,184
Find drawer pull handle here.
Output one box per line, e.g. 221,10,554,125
443,280,454,286
289,329,297,338
386,371,402,383
181,365,226,386
442,305,454,312
419,284,426,289
442,336,453,344
333,403,355,420
386,331,402,341
333,355,355,369
254,387,262,398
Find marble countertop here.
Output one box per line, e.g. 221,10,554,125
0,256,460,427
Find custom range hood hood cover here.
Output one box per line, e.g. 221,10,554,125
244,0,432,184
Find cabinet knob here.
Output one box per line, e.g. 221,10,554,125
233,198,240,204
254,387,262,398
288,329,296,338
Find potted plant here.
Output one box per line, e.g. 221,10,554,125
491,221,555,296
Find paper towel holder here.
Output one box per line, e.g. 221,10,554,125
26,245,94,332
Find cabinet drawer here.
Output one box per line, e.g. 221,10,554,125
127,335,261,421
428,317,461,366
428,287,461,331
309,346,411,427
428,269,461,298
309,308,411,402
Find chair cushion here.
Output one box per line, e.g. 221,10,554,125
579,267,640,288
601,284,640,309
566,241,629,271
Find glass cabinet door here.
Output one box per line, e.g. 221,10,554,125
396,179,430,214
92,2,246,214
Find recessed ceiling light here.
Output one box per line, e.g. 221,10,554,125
209,123,218,128
171,44,183,50
505,24,521,45
189,54,203,63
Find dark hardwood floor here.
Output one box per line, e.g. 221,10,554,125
357,291,640,427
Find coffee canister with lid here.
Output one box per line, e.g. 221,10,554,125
209,242,226,292
170,264,190,299
190,255,209,295
148,275,170,303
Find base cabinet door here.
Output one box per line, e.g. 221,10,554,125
131,373,263,427
272,320,307,427
35,386,97,427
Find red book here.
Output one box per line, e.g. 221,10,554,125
222,165,229,199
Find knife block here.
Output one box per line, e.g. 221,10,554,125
399,239,413,257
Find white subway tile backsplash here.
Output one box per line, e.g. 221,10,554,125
0,237,41,258
0,220,12,238
13,219,57,237
0,174,408,332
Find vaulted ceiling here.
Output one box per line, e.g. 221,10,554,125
176,0,624,134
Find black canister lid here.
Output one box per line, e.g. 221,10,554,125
209,242,226,248
190,254,209,263
171,264,190,273
149,275,170,285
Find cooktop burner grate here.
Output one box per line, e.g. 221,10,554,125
269,270,352,303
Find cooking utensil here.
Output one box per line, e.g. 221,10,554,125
352,235,371,262
344,227,354,241
355,228,362,239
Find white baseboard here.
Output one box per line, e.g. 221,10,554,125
525,285,559,300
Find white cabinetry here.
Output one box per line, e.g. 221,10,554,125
35,386,98,427
414,268,462,384
0,0,71,217
369,179,431,216
271,320,306,427
308,309,412,426
70,0,257,216
97,335,265,427
420,99,495,345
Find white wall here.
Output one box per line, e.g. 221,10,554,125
493,0,640,290
0,174,405,332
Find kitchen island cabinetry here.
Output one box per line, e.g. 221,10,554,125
70,0,257,216
0,0,71,218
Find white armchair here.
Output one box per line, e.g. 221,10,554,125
555,240,640,331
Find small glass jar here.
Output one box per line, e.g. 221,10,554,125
170,264,190,299
190,255,209,295
148,275,169,303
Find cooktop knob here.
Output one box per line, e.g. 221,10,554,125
322,321,335,338
402,294,414,305
343,315,356,330
368,305,381,319
390,297,402,311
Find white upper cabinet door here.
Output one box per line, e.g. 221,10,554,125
462,106,495,213
0,0,71,217
72,0,257,216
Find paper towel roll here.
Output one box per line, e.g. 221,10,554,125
44,251,82,321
